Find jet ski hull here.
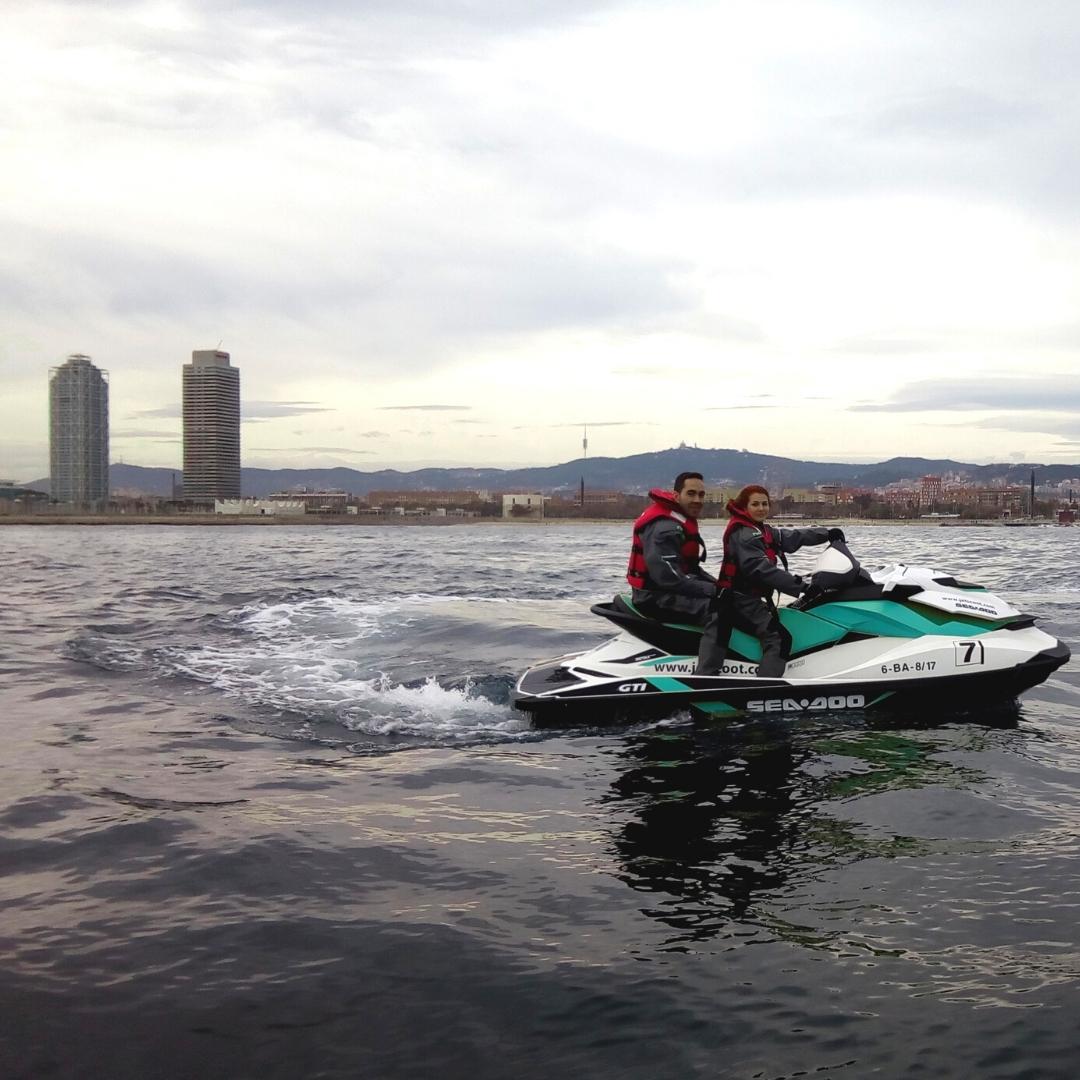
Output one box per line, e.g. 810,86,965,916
512,553,1071,723
513,638,1069,722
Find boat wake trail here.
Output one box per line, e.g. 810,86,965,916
150,593,557,743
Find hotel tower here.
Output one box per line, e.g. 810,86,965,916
182,349,241,501
49,353,109,506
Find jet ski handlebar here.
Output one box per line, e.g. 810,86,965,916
789,538,865,610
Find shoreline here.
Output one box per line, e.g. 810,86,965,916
0,514,1049,528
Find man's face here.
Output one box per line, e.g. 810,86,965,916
676,479,706,518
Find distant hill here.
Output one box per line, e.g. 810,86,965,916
22,448,1080,498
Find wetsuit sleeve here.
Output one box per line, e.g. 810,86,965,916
776,526,830,554
730,528,805,597
640,519,717,600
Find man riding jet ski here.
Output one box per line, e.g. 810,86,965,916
626,473,727,674
512,539,1069,721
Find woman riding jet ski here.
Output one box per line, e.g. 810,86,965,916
511,537,1069,721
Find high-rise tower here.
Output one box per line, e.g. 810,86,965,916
49,354,109,506
182,349,241,501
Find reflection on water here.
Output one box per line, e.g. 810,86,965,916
603,714,1019,949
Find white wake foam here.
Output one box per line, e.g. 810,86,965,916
159,593,532,740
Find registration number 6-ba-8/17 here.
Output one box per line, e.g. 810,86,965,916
880,660,936,674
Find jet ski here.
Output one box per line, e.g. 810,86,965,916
512,541,1070,721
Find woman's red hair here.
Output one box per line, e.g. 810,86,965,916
731,484,770,509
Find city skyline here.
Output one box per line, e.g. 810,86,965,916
3,1,1080,483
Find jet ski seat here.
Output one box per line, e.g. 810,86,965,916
589,595,705,655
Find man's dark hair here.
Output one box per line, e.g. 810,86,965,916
673,471,704,492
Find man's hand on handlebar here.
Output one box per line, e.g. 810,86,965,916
792,580,825,610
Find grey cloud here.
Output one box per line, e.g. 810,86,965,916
1,168,694,380
851,377,1080,413
611,366,672,376
209,0,623,33
548,421,650,428
860,86,1042,141
250,445,376,455
703,405,774,411
131,401,333,419
245,402,335,419
378,405,472,411
130,406,183,419
23,1,1080,232
40,1,625,140
832,336,938,356
382,242,696,338
947,415,1080,439
113,428,180,438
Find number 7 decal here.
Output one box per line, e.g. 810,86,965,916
954,641,985,666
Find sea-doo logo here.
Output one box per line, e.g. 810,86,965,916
747,694,866,714
951,598,998,617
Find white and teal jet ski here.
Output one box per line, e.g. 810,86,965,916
512,541,1069,721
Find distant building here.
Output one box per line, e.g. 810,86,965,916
502,493,545,519
579,489,624,506
973,488,1024,514
365,489,491,508
183,350,240,501
215,499,305,516
268,490,348,513
920,475,943,509
0,484,49,515
49,354,109,506
780,487,829,505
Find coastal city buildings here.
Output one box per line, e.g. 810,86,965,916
48,353,109,506
182,349,241,501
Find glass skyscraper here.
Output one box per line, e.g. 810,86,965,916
49,354,109,506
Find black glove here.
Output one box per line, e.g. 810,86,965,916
827,528,846,543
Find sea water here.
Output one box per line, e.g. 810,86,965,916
1,523,1078,1079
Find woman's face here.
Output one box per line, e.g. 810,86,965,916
746,493,770,522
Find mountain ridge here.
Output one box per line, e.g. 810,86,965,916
22,447,1080,498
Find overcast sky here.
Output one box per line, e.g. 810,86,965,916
4,0,1080,481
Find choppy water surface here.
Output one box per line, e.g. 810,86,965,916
2,523,1079,1079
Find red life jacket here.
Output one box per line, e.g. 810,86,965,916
717,500,783,594
626,488,706,590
